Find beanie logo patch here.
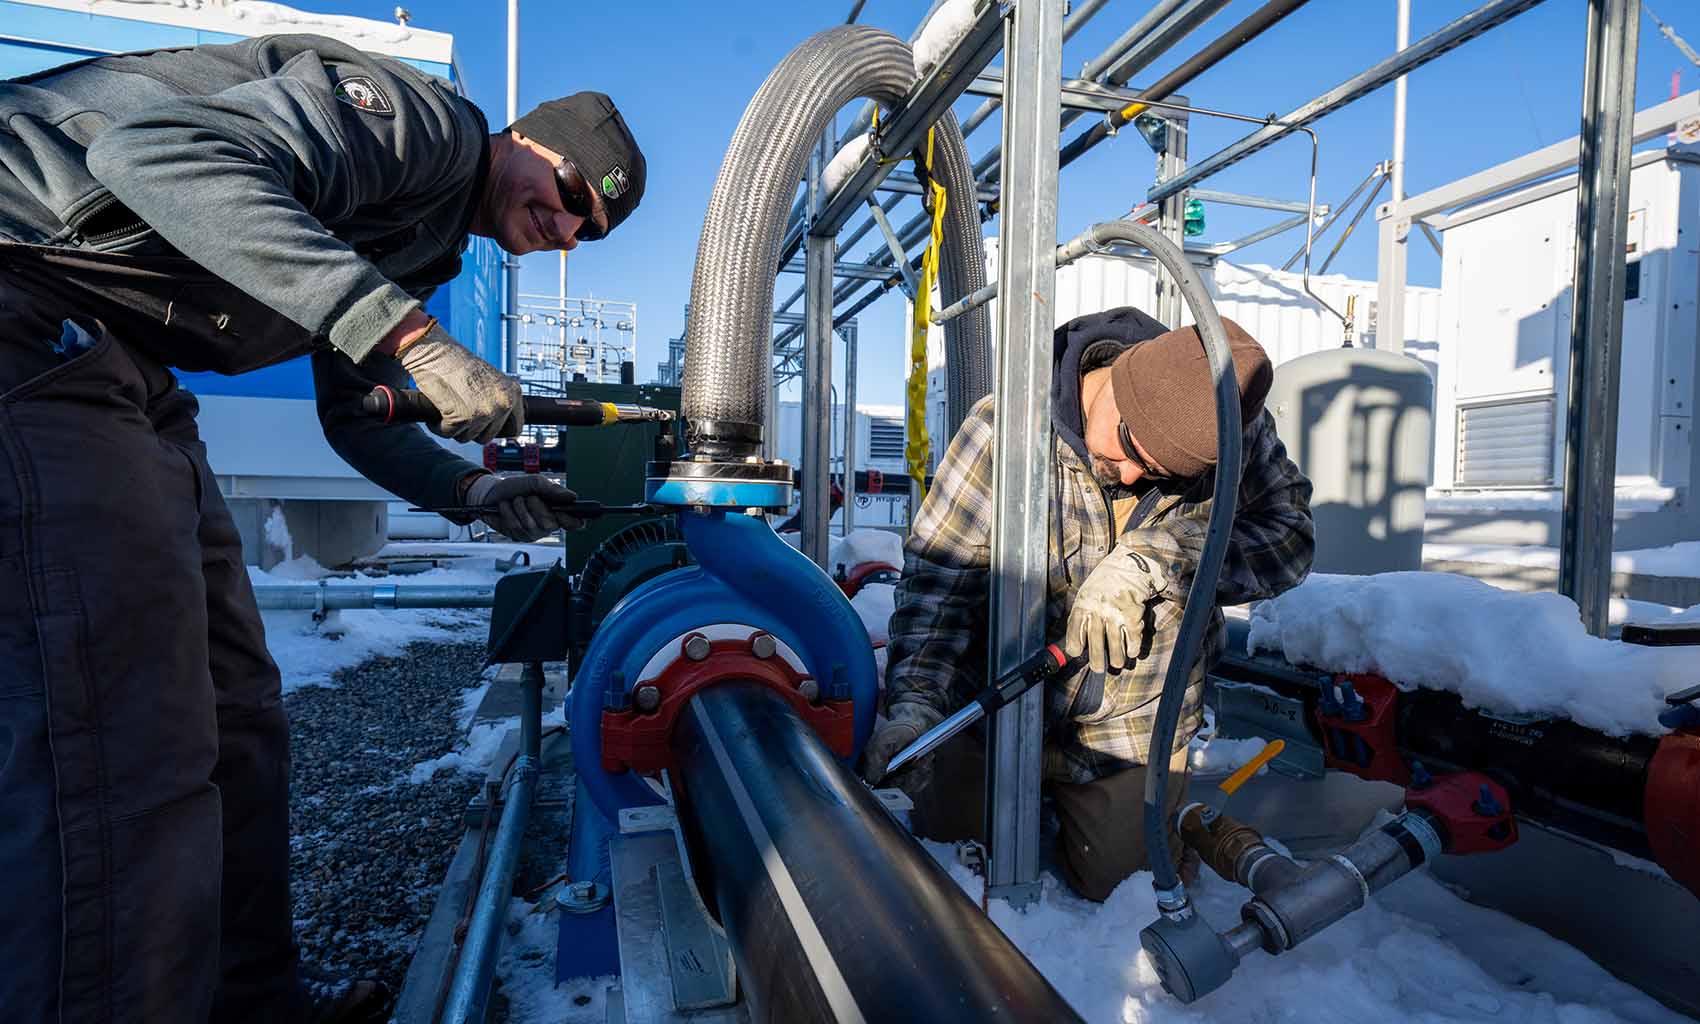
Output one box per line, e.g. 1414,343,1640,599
333,76,394,116
601,165,629,200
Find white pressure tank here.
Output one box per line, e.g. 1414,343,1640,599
1264,348,1434,575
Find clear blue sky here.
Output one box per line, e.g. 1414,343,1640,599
320,0,1700,405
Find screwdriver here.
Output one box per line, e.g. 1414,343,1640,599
407,500,659,518
880,644,1086,780
362,386,672,431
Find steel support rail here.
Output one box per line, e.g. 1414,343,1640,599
984,0,1063,907
1560,0,1641,636
1058,0,1307,173
802,132,835,570
1148,0,1551,205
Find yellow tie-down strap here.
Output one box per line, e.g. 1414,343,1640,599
906,127,947,503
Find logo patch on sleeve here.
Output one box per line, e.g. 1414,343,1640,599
333,76,394,116
600,165,629,200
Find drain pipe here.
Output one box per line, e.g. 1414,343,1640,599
1160,803,1445,998
250,582,495,611
441,662,546,1023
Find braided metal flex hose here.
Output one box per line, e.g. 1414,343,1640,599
680,24,990,455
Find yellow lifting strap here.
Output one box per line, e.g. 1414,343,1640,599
907,126,947,503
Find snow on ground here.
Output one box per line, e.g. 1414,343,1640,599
255,541,554,693
498,896,610,1023
1188,706,1270,776
1425,541,1700,579
920,840,1688,1024
1247,572,1700,737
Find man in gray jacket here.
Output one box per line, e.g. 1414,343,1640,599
0,34,645,1021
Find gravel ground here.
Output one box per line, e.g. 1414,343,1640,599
286,638,489,995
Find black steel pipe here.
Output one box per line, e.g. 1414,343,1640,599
1212,648,1663,857
1057,0,1312,172
671,683,1081,1023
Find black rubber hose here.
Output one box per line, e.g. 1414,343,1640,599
671,682,1082,1023
1064,222,1241,902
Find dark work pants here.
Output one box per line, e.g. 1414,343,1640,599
0,279,302,1021
909,736,1190,902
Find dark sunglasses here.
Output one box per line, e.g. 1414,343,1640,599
554,160,608,242
1117,422,1164,478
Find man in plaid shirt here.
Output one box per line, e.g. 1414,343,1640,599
863,306,1314,901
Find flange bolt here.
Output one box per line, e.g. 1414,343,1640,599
684,634,712,661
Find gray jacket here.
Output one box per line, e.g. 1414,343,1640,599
0,34,494,508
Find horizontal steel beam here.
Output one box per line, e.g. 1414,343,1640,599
1148,0,1551,204
966,69,1161,114
1188,187,1318,214
1396,89,1700,221
881,170,1000,202
809,0,1005,237
778,257,902,281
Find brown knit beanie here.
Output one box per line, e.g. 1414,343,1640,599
1108,317,1272,479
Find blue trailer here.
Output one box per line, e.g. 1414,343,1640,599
1,0,503,565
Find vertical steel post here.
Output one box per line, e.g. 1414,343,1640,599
985,0,1064,906
557,251,567,372
1560,0,1641,636
803,131,836,569
843,324,859,534
503,0,520,374
1155,119,1190,326
1376,0,1412,355
1391,0,1410,206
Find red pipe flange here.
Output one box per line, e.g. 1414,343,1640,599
601,635,855,774
1406,771,1518,854
1314,673,1410,786
1644,730,1700,898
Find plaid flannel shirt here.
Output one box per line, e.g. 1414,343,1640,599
886,394,1315,784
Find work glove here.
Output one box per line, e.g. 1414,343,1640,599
1063,544,1170,675
859,702,942,793
396,321,523,444
463,473,586,542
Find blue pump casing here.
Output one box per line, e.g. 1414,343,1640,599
569,508,879,822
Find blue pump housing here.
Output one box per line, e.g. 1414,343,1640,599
569,508,879,822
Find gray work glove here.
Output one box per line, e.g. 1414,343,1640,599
463,473,585,542
859,702,942,793
396,322,523,444
1064,544,1170,675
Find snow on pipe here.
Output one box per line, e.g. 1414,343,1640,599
250,583,495,611
671,682,1083,1023
679,24,989,457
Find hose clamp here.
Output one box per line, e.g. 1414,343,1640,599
1329,853,1371,904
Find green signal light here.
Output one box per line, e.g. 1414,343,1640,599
1183,198,1205,238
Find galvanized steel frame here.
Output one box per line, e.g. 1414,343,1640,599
1560,0,1642,636
767,0,1590,902
983,0,1064,905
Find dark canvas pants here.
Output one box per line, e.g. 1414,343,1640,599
909,737,1190,903
0,280,302,1021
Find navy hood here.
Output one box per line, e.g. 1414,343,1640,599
1050,306,1169,462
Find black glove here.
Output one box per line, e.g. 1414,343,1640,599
463,473,585,542
396,321,523,444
